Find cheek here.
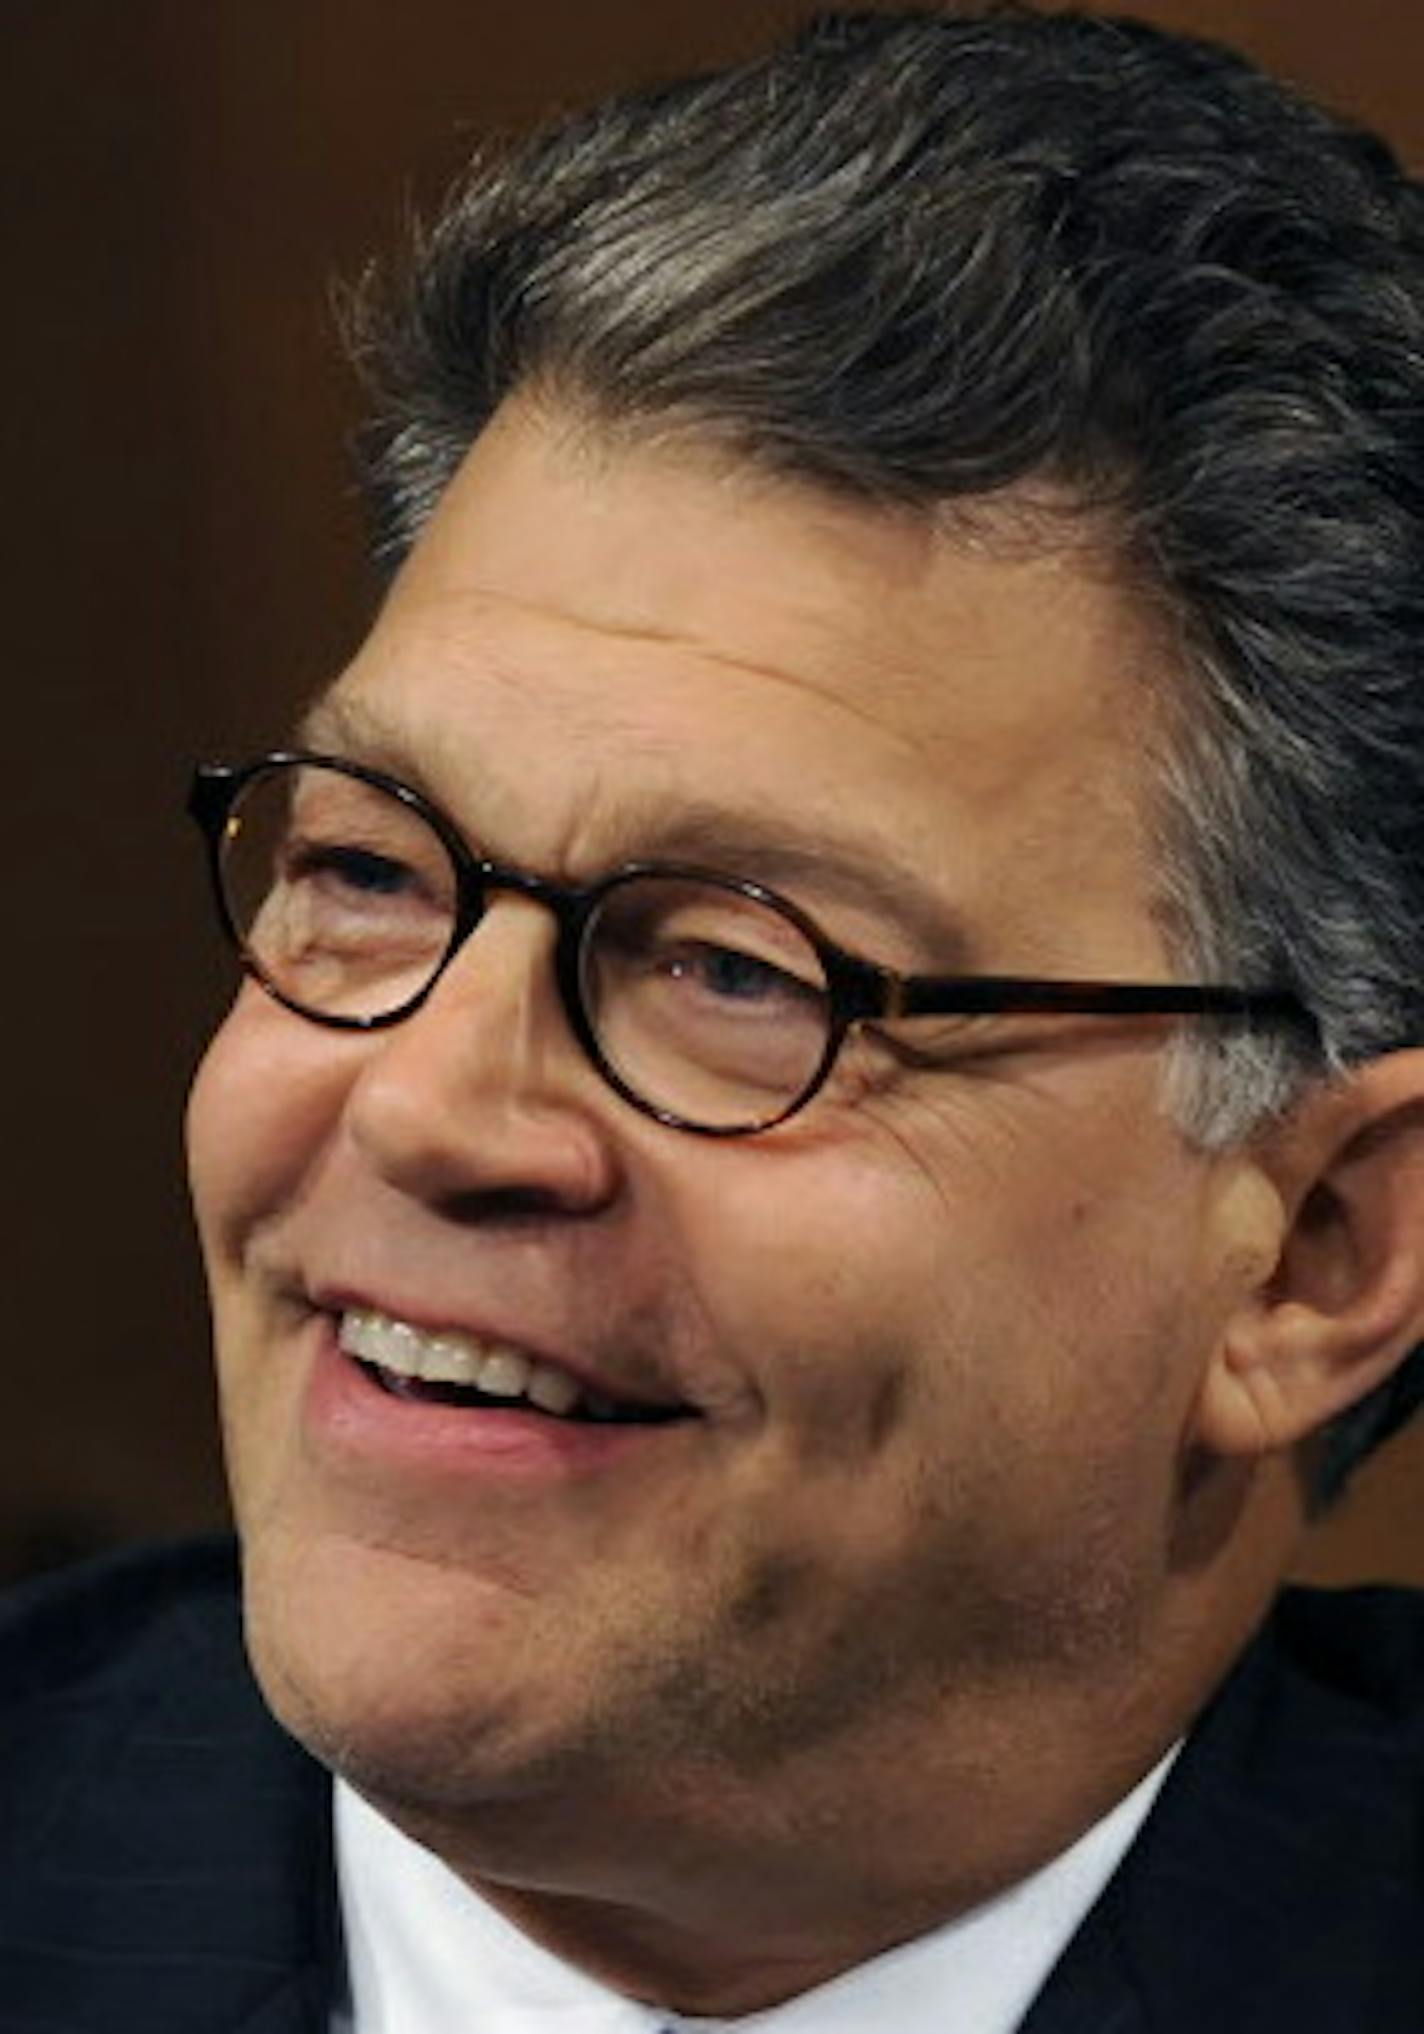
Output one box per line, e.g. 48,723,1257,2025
186,988,354,1269
188,995,361,1521
666,1090,1213,1484
649,1128,982,1494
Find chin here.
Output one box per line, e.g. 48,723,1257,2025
236,1510,575,1809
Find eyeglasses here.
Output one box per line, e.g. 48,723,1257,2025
188,752,1317,1137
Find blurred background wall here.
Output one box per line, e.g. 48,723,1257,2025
3,0,1420,1587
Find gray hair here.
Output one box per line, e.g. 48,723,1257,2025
348,8,1424,1495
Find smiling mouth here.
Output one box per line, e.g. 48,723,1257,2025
337,1310,689,1426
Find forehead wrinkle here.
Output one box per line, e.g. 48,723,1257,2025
382,575,932,756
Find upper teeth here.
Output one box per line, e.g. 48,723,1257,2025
339,1310,584,1416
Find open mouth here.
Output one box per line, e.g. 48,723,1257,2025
339,1309,689,1427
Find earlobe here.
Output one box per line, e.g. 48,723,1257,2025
1192,1049,1424,1461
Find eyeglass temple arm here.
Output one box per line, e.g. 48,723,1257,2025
882,973,1317,1031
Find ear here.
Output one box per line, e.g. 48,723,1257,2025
1193,1049,1424,1460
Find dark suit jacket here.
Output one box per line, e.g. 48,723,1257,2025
1,1537,1420,2032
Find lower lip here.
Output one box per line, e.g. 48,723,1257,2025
303,1316,682,1483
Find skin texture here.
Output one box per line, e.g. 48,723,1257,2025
188,398,1424,2012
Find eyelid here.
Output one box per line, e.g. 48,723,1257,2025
679,856,970,972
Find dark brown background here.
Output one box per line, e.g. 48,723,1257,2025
4,0,1420,1587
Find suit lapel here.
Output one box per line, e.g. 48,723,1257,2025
1018,1590,1424,2034
0,1539,336,2034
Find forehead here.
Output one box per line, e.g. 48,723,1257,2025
324,399,1171,972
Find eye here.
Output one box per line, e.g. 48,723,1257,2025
285,839,416,900
666,940,815,1006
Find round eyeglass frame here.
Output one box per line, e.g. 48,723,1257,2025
188,751,1321,1138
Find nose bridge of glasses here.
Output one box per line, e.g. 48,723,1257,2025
428,859,597,1064
471,857,584,919
452,857,597,982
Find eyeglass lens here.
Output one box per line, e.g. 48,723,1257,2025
217,761,835,1131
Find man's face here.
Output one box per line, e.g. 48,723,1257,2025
189,400,1255,1852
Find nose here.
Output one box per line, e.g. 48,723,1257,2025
342,897,623,1215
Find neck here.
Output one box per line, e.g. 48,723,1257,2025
363,1466,1307,2016
369,1648,1216,2012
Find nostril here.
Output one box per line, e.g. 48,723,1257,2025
437,1181,598,1224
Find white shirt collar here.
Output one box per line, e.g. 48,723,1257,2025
333,1753,1176,2034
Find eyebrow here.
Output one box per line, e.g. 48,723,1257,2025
622,804,974,964
293,695,975,967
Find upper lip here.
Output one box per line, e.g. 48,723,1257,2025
306,1280,691,1412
